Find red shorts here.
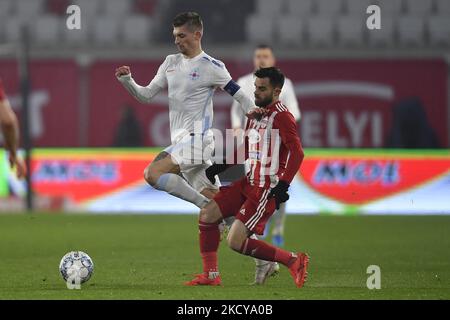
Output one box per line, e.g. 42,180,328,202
214,177,276,235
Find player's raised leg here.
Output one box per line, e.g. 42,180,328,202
144,151,209,208
227,219,309,288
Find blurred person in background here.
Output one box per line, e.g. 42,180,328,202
0,78,26,179
113,105,144,147
230,45,301,284
385,97,440,149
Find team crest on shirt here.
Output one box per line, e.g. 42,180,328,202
189,68,200,80
259,118,269,129
248,129,261,144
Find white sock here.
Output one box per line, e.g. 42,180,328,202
250,234,271,267
155,173,209,208
271,202,286,237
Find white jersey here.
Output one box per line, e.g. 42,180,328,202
230,73,301,129
119,51,241,144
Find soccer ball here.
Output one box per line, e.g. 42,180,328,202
59,251,94,285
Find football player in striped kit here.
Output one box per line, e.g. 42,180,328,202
229,45,301,284
186,67,309,288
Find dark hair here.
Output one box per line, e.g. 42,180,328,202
255,44,273,51
254,67,285,89
173,12,203,31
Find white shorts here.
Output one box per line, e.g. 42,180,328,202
164,133,220,192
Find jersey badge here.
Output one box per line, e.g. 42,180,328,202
189,69,200,80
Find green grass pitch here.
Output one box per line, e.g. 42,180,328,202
0,213,449,299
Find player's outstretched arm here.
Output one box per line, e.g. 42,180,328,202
0,95,26,179
115,65,163,104
223,80,257,115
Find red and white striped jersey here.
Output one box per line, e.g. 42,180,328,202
243,101,304,188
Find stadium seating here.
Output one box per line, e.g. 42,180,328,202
245,14,275,44
3,18,27,42
72,0,103,18
345,0,375,15
435,0,450,15
0,0,13,19
15,0,45,20
62,15,91,46
367,15,396,47
93,16,121,45
337,15,365,47
277,15,303,46
316,0,343,16
405,0,434,16
307,17,336,47
428,15,450,46
255,0,285,16
377,0,404,15
398,16,426,46
103,0,133,18
33,15,61,45
122,15,154,46
0,0,448,50
285,0,314,17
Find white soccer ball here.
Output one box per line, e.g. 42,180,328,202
59,251,94,285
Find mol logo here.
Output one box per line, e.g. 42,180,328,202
313,160,399,186
300,157,450,205
308,160,400,204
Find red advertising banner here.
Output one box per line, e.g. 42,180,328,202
276,59,448,148
1,59,447,148
89,59,448,148
88,60,242,147
300,151,450,205
2,148,448,214
0,60,80,147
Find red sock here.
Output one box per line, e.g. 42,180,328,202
199,221,220,273
240,238,296,267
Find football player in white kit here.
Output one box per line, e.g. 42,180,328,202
230,45,301,284
116,12,257,208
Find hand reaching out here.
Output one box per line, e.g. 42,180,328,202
246,108,269,121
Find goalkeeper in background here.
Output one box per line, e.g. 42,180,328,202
0,78,26,179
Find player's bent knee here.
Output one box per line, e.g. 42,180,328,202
199,208,209,222
199,201,222,224
226,233,243,252
143,166,160,186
